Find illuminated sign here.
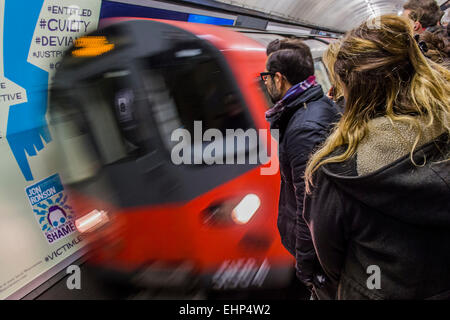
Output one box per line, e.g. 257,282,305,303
72,36,114,57
188,14,234,26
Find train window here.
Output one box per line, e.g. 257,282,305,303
139,42,255,159
49,92,101,183
80,70,148,164
51,69,149,172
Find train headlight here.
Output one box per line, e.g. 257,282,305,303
75,209,109,233
231,194,261,225
202,194,261,226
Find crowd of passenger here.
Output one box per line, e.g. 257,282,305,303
261,0,450,299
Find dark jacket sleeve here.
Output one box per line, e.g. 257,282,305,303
284,124,329,285
303,168,349,297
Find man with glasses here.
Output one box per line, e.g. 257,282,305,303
262,39,341,297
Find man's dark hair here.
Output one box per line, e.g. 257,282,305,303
404,0,444,28
266,40,314,85
266,38,309,56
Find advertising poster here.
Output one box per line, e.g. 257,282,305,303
0,0,101,299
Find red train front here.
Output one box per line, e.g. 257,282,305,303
49,18,297,296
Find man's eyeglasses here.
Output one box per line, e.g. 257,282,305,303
260,72,275,82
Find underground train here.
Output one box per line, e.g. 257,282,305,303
48,17,335,296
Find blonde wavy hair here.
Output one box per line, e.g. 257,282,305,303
305,14,450,193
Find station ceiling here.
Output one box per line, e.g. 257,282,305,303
213,0,408,32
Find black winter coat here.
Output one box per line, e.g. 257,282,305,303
268,85,341,281
303,133,450,299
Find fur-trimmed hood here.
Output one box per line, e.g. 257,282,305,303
321,118,450,227
356,117,446,175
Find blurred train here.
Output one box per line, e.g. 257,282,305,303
48,18,335,297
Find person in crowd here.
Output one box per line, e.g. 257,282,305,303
403,0,446,36
261,39,341,292
418,30,450,67
403,0,450,67
322,41,345,105
301,14,450,299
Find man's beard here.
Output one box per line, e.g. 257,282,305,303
268,86,282,104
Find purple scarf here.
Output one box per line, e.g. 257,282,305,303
265,75,317,122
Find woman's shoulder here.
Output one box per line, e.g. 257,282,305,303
319,146,359,177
